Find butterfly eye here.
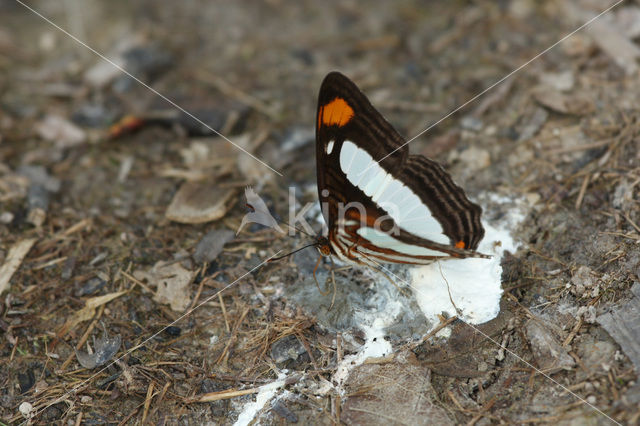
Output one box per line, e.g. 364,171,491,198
317,244,331,256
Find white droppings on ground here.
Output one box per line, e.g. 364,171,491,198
233,372,288,426
317,311,395,396
411,195,525,326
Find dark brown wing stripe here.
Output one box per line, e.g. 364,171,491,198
399,156,484,250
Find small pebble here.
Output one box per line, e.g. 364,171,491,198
0,211,14,224
164,326,181,337
19,401,34,418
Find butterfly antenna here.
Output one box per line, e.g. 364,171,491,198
268,241,319,262
279,218,314,238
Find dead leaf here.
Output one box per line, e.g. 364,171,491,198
58,291,127,337
134,261,193,311
0,238,37,296
35,115,86,149
341,351,454,425
165,182,237,224
532,88,594,116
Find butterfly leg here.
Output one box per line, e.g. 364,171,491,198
328,257,338,310
346,236,363,259
313,255,332,296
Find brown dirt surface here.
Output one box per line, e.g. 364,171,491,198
1,0,639,424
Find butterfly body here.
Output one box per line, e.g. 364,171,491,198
315,72,487,266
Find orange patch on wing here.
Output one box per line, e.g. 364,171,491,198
455,240,466,249
345,209,383,227
320,97,354,127
346,209,361,221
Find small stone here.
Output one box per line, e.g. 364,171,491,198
0,211,14,224
164,326,181,337
460,116,484,131
74,277,107,297
271,400,298,423
112,45,173,92
525,192,541,206
270,335,306,364
517,107,548,142
34,380,49,393
577,305,597,323
165,182,236,224
457,146,491,171
35,115,86,149
27,207,46,227
281,126,314,152
539,70,575,92
570,266,596,297
19,401,34,419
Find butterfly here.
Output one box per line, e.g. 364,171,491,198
313,71,487,269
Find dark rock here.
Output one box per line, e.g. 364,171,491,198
176,106,247,136
41,402,65,422
74,277,107,297
271,400,298,423
61,256,76,281
290,48,314,65
27,184,49,211
17,165,61,193
270,335,306,364
112,45,173,92
164,326,181,337
72,101,121,128
193,229,235,264
597,283,640,372
96,372,121,390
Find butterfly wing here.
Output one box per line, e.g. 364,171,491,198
315,71,484,263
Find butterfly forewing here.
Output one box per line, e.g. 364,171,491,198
315,71,485,264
